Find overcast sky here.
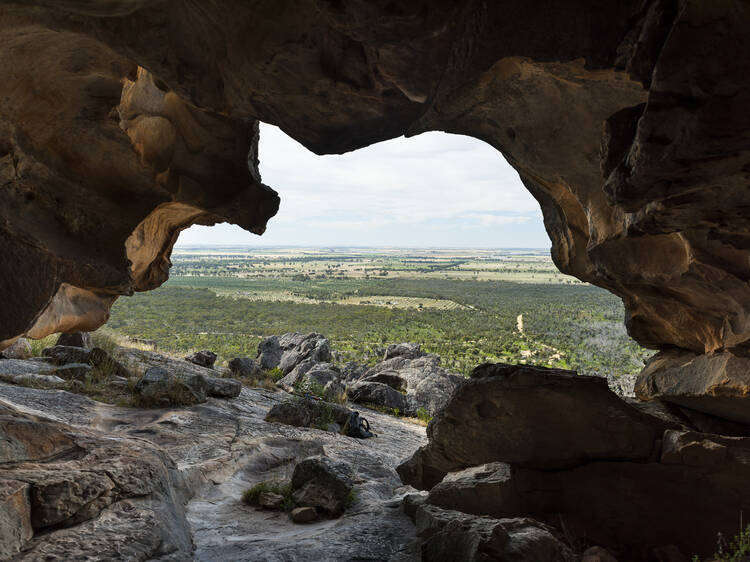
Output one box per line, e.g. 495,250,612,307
176,123,550,248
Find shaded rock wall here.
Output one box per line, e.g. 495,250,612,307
1,0,749,364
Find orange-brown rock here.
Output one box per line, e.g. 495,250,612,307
0,1,748,361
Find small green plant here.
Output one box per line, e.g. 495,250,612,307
345,488,357,508
265,367,284,382
28,335,57,357
693,525,750,562
242,480,294,511
416,408,432,424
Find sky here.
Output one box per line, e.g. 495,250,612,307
176,123,550,248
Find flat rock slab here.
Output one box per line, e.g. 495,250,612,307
399,363,679,489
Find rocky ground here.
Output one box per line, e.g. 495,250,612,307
0,379,426,561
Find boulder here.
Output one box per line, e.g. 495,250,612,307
55,332,92,349
348,381,410,414
0,414,80,463
340,362,367,382
0,359,55,379
258,333,331,375
278,360,341,391
0,479,33,558
185,350,217,369
228,357,262,378
323,379,347,403
636,349,750,424
291,456,353,517
359,353,463,416
582,547,619,562
398,363,679,490
41,346,91,366
265,397,352,430
290,506,318,524
384,342,425,361
11,374,66,388
0,338,32,360
204,376,242,399
416,504,574,562
135,366,208,406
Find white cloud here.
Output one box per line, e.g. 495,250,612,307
177,124,550,247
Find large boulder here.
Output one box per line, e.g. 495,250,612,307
55,332,92,349
290,456,353,517
347,381,410,414
185,350,217,369
257,333,332,375
228,357,262,378
635,349,750,424
356,352,463,416
416,504,574,562
398,363,678,490
278,361,341,392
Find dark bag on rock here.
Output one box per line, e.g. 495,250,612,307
346,411,374,439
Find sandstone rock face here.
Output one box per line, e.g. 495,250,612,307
401,363,750,558
399,363,676,489
290,456,354,517
1,1,748,365
636,349,750,424
415,504,574,562
0,479,33,558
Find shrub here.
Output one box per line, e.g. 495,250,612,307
416,408,432,424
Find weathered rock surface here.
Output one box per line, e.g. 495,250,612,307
278,360,340,390
416,504,574,562
0,479,33,559
0,367,426,561
114,347,241,400
227,357,261,379
399,363,676,489
290,456,353,517
636,349,750,424
257,333,332,375
400,362,750,558
185,350,217,369
265,396,352,430
289,506,318,524
135,366,208,406
1,1,749,371
354,350,464,416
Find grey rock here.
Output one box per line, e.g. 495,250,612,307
384,342,425,361
323,379,347,403
265,397,351,430
51,363,93,381
228,357,261,378
291,456,353,517
278,334,331,375
136,366,208,405
256,335,283,370
348,381,410,414
204,376,241,399
114,347,239,400
0,338,32,360
341,361,367,382
289,506,318,523
55,332,92,349
361,370,407,392
416,504,575,562
185,350,217,369
360,353,463,416
41,345,91,366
